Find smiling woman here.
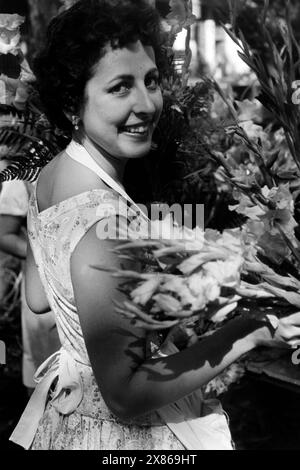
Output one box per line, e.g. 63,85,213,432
33,0,167,134
9,0,300,452
81,41,163,161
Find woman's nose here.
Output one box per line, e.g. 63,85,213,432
133,86,156,116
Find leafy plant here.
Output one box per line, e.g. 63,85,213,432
0,96,69,182
196,1,300,286
224,0,300,171
0,13,70,183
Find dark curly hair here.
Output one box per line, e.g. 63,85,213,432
33,0,167,132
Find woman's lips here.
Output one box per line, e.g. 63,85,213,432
120,122,152,137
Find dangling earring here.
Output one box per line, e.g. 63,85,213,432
72,115,80,130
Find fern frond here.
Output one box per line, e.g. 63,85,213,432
0,127,30,155
0,103,24,119
0,140,54,183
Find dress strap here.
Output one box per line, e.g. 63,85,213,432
65,140,148,220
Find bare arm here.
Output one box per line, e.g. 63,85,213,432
0,214,27,259
71,224,292,422
25,241,50,314
0,213,50,313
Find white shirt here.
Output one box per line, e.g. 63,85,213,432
0,180,31,216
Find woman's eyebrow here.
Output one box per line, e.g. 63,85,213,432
107,74,133,85
107,68,159,85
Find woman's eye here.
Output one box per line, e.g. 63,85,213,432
110,82,131,95
145,76,159,91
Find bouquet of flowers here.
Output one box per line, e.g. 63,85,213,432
97,221,246,332
94,212,300,336
92,212,299,396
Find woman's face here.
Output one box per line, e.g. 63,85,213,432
80,40,163,160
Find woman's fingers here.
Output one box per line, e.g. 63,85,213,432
277,327,300,347
278,325,300,340
289,339,300,349
282,311,300,326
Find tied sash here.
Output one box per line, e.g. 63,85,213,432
10,347,84,449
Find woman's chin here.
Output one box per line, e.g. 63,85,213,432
122,144,152,159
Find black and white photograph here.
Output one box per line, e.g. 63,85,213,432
1,0,300,453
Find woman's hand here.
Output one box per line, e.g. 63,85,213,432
253,311,300,349
163,325,198,350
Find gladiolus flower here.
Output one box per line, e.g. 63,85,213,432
131,276,161,305
153,293,182,313
203,258,243,288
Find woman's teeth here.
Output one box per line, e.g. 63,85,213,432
122,125,149,135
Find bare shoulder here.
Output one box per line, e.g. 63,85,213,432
36,150,111,212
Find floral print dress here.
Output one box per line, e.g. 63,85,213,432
10,186,185,450
10,141,233,450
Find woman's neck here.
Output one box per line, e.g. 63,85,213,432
75,132,127,187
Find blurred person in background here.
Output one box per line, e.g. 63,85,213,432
0,179,60,396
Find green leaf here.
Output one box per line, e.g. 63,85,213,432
259,283,300,308
221,23,242,49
